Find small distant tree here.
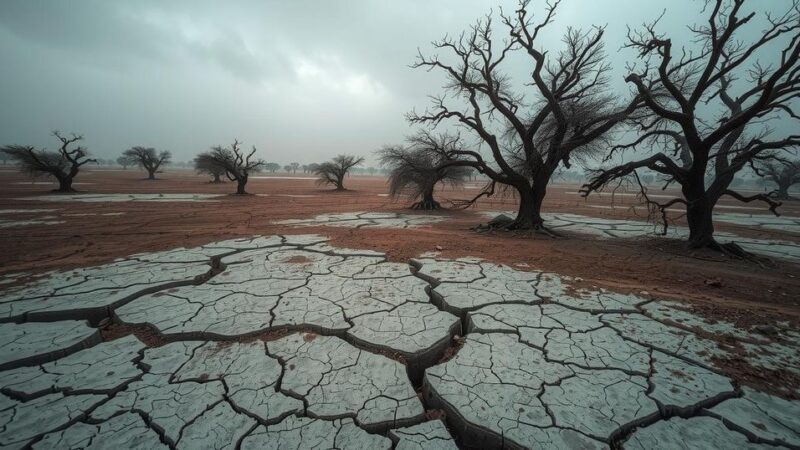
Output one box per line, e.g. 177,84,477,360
195,139,265,194
283,164,293,173
308,163,320,173
315,154,365,191
367,167,377,176
0,152,9,165
301,164,309,173
264,162,280,173
379,132,470,209
290,162,300,174
1,131,95,192
121,147,171,180
759,160,800,200
193,154,226,183
116,156,131,169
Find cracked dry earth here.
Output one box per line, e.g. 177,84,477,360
0,234,799,449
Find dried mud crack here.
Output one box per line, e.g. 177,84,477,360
0,233,798,449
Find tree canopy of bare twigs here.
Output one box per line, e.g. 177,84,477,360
0,131,95,192
315,154,364,191
195,140,265,194
581,0,800,255
378,131,470,210
408,0,643,231
121,147,171,180
193,154,226,183
759,159,800,200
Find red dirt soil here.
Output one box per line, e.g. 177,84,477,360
1,168,799,328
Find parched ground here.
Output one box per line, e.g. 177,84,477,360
0,168,799,449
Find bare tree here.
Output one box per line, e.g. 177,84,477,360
121,147,171,180
264,162,280,173
759,160,800,200
408,1,643,231
290,162,300,174
116,156,130,169
193,154,226,183
195,139,265,194
581,0,800,253
315,154,364,191
1,131,95,192
379,131,470,209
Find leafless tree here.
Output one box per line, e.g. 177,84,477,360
1,131,96,192
121,147,171,180
408,0,643,231
290,162,300,174
758,159,800,199
315,154,364,191
581,0,800,253
195,140,265,194
116,156,131,170
379,131,470,209
193,154,226,183
264,162,280,173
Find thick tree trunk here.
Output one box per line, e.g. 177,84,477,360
511,186,546,229
413,188,440,210
55,175,74,193
212,173,221,183
236,178,248,195
147,169,156,180
684,183,716,248
335,175,346,191
775,184,790,200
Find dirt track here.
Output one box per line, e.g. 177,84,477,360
1,167,799,327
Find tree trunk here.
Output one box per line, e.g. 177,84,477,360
212,173,221,183
236,178,248,195
335,174,346,191
511,186,546,229
684,187,716,248
55,175,74,193
148,169,156,180
413,187,440,210
775,184,790,200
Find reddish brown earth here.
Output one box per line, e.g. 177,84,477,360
1,167,799,328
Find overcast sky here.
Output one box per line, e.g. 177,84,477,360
0,1,792,165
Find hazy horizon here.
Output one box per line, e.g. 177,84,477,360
1,1,794,166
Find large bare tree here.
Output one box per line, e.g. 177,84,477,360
121,147,171,180
195,140,265,194
759,159,800,200
408,0,643,231
315,154,364,191
582,0,800,253
379,131,470,210
1,131,95,192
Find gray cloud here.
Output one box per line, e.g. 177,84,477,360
0,0,794,166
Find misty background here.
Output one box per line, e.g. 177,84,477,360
0,0,792,167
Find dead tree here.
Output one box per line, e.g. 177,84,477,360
290,162,300,174
581,0,800,253
116,156,131,170
379,131,469,210
0,131,95,192
121,147,171,180
193,154,226,183
195,140,265,194
759,160,800,200
408,0,643,231
315,154,364,191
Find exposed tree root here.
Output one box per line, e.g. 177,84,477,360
410,199,441,210
473,214,563,238
695,240,774,268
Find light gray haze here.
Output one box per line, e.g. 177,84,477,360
0,1,792,165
